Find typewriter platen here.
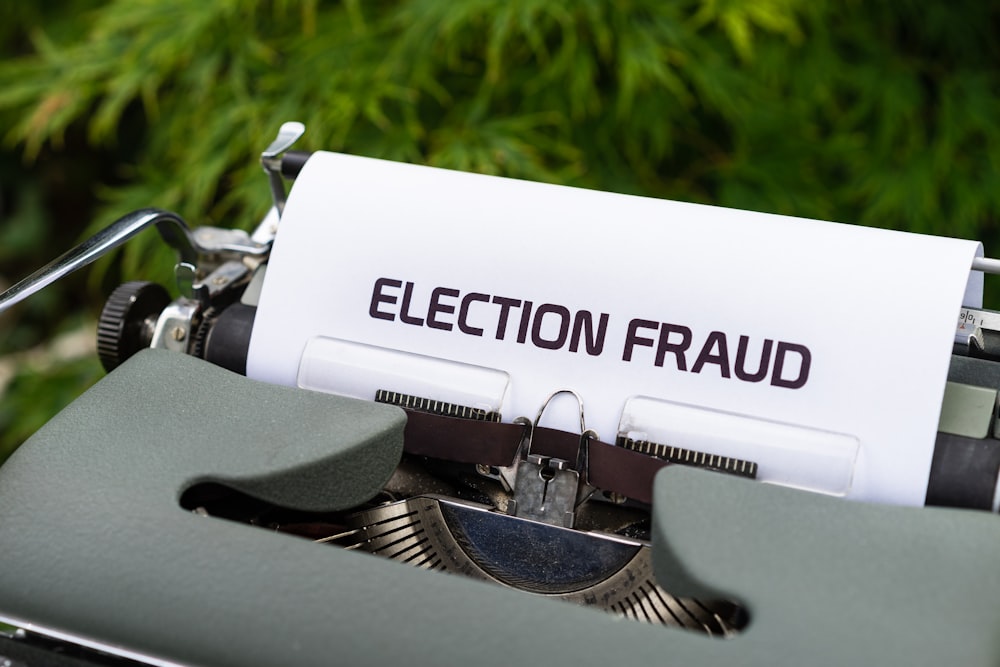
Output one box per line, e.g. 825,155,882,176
2,124,1000,666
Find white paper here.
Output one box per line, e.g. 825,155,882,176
247,151,983,506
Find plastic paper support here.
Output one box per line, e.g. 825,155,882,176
618,396,859,496
297,336,510,414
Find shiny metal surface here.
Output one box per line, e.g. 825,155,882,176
337,495,744,635
173,262,206,304
0,208,270,316
957,306,1000,345
0,613,185,667
260,121,305,216
972,257,1000,274
0,209,194,315
190,227,268,256
260,121,306,161
150,300,199,353
509,455,579,528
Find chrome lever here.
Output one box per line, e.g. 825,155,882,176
0,208,196,315
260,121,305,216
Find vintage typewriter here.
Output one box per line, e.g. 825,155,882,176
2,124,1000,666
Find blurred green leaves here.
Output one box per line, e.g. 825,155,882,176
1,0,1000,461
6,1,999,233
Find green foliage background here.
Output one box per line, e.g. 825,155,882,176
1,0,999,462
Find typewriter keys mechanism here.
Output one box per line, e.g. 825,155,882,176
181,384,747,635
336,495,743,633
183,448,747,636
342,391,744,634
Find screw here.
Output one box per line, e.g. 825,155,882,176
475,464,491,476
171,326,186,342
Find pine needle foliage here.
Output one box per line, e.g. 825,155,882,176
3,1,999,243
1,1,1000,459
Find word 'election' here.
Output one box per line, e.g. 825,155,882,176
369,278,811,389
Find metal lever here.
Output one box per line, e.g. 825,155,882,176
0,208,275,316
0,208,197,316
260,121,305,216
0,123,302,318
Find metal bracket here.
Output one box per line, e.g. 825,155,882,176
260,121,305,217
508,454,580,528
174,260,250,305
150,299,199,354
507,390,596,528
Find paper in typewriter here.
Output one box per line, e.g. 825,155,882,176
248,151,983,506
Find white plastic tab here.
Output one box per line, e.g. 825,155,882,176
297,336,509,413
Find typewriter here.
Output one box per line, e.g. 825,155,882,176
2,124,1000,667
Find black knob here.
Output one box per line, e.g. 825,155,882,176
97,281,171,372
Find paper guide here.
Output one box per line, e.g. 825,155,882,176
247,151,983,506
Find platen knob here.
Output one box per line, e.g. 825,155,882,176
97,281,170,372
